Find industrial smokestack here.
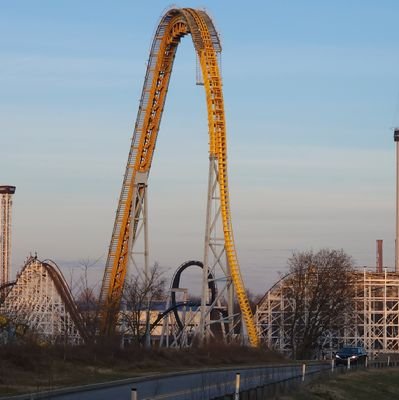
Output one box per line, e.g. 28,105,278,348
376,239,383,273
395,129,399,272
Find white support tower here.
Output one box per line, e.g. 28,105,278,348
255,269,399,356
0,186,15,286
127,172,149,285
200,155,237,344
125,158,240,347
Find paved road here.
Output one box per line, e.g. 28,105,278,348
5,363,329,400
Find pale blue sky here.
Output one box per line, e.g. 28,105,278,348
1,1,399,294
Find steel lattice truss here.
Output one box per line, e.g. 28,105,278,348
255,275,294,354
0,187,15,287
255,270,399,355
0,257,85,343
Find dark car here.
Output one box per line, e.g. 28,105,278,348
335,346,367,366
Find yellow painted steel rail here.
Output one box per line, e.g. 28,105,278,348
99,8,259,347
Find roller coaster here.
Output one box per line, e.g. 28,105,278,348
0,7,259,347
0,256,87,343
98,7,258,346
255,269,399,356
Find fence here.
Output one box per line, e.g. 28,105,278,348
129,363,330,400
211,363,329,400
210,357,399,400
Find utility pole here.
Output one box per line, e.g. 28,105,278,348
395,129,399,272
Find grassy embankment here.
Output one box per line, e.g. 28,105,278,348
0,342,283,397
281,367,399,400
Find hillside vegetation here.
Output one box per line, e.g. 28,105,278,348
0,342,283,397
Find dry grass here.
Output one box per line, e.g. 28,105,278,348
0,342,284,396
280,368,399,400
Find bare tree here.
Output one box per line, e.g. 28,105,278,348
286,248,356,359
74,257,102,338
120,264,166,346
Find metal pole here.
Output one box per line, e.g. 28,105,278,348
394,129,399,272
143,185,152,349
143,184,149,281
131,388,137,400
388,355,390,367
234,373,240,400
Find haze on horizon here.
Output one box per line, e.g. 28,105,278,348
1,1,399,295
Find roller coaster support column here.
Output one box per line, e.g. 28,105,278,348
200,156,235,343
127,172,149,283
128,172,151,347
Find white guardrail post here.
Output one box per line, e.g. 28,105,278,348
234,373,240,400
302,364,306,382
331,358,335,373
131,388,137,400
347,357,351,370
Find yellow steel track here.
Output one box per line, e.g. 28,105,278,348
99,8,259,347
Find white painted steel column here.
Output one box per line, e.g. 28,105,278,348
200,156,215,343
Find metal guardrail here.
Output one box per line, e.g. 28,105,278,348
211,358,399,400
4,359,398,400
1,363,329,400
212,363,330,400
127,363,330,400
